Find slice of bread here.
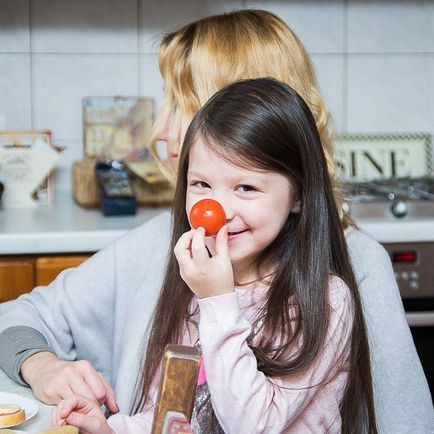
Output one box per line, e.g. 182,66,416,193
0,404,26,428
38,426,79,434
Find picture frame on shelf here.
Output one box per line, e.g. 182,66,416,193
82,96,165,184
334,133,433,182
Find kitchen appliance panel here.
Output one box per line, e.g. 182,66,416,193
383,241,434,299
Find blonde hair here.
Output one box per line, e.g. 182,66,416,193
150,9,351,227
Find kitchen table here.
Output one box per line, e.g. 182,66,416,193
0,368,52,433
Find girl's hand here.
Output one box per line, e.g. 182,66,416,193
51,395,114,434
174,225,234,298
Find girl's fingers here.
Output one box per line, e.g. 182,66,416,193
190,227,209,265
174,230,194,259
66,411,102,434
52,395,109,434
174,230,196,271
51,395,82,427
58,396,85,418
215,225,229,257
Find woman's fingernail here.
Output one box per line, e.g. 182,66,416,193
111,399,119,411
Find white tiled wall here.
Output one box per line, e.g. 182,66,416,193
0,0,433,191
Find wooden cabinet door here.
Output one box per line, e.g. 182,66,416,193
0,260,34,302
35,255,90,287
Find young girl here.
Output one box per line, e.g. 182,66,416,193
53,78,377,433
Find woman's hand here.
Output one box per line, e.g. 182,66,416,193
52,395,114,434
21,352,118,413
174,225,234,298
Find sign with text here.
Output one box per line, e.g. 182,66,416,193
334,134,432,181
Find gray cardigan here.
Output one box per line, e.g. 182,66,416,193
0,211,433,433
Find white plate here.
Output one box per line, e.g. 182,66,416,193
0,392,39,428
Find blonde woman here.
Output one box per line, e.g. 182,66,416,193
0,9,432,434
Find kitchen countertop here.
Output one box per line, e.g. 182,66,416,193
1,193,434,255
0,193,169,255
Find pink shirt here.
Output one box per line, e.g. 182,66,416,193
108,275,353,434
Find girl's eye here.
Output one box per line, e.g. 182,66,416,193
237,184,257,192
191,180,210,189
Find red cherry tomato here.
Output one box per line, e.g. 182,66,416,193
189,199,226,236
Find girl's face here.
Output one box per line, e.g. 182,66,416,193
186,139,299,277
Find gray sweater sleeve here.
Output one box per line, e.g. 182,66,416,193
0,242,116,382
0,211,171,394
346,227,434,434
0,326,56,386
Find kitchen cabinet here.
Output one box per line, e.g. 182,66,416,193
0,254,91,302
0,259,34,302
35,255,90,286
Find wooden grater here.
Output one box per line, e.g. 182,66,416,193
151,344,201,434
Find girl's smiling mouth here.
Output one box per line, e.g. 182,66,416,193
227,229,249,241
210,229,249,242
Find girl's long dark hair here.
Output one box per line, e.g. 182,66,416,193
132,78,377,433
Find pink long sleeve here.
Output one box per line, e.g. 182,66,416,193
107,380,158,434
197,276,354,434
108,410,154,434
106,276,353,434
